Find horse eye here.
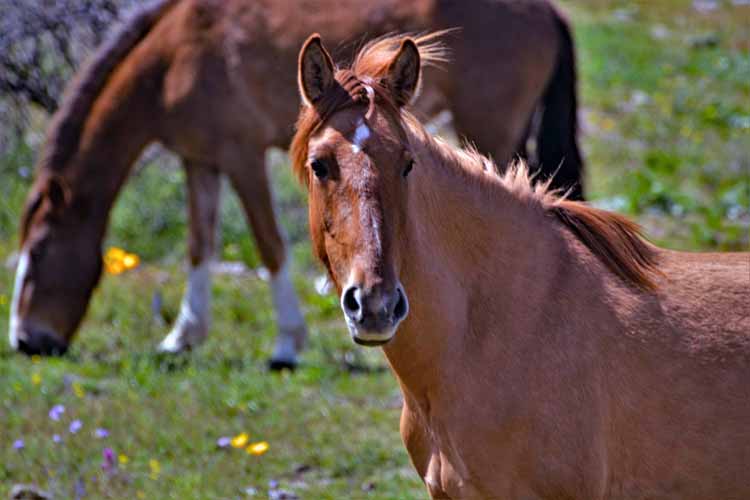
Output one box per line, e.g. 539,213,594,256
310,159,329,179
403,159,414,178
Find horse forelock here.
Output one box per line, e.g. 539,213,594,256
40,0,176,172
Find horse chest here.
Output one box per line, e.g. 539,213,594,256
402,407,484,498
423,448,483,499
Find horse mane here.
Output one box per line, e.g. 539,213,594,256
490,160,659,291
413,138,660,290
41,0,176,172
291,31,452,186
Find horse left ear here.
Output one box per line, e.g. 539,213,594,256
385,39,421,107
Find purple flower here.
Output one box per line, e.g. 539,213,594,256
48,404,65,421
216,436,231,448
94,428,109,439
69,419,82,434
13,439,24,450
53,434,62,443
101,447,116,472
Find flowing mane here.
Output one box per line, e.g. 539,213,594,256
41,0,176,172
500,161,659,290
420,129,660,290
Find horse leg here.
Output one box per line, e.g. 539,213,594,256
158,163,220,353
225,151,307,370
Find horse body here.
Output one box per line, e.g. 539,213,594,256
390,155,750,499
292,33,750,499
11,0,579,359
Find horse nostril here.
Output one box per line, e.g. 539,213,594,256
342,286,362,321
393,287,409,322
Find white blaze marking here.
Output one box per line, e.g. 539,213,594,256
270,262,306,362
8,251,29,349
351,118,371,153
158,262,211,352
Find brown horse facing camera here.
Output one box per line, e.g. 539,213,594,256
292,33,750,499
9,0,582,363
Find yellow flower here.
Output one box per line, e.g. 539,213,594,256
122,253,140,270
31,373,41,386
246,441,269,456
149,458,161,480
231,432,249,448
106,260,125,275
104,247,140,275
0,294,7,305
73,381,85,398
118,453,129,465
137,492,145,499
31,355,41,364
106,247,126,261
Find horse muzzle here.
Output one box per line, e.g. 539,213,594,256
341,283,409,347
10,323,68,356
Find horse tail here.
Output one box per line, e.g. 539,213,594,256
535,7,585,200
43,0,178,170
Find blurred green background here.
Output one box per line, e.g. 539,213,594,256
0,0,748,498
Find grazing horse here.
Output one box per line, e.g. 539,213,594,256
9,0,582,362
292,33,750,499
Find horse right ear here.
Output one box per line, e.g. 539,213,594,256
298,34,335,106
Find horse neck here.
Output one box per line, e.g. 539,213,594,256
47,67,162,237
383,128,567,397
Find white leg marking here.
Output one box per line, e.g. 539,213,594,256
158,262,211,352
351,118,371,153
270,262,306,362
8,251,29,349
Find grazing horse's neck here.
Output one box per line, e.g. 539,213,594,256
45,69,162,237
383,124,567,400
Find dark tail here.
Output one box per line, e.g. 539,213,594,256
535,9,584,200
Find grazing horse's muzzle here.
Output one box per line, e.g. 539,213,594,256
12,326,68,356
341,283,409,346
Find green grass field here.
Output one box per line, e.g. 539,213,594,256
1,1,748,498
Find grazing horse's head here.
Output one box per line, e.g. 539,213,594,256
9,174,103,355
292,33,438,346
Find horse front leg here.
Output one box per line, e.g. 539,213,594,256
225,150,307,370
158,163,220,353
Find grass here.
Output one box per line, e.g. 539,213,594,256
1,1,748,498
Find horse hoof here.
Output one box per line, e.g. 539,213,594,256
268,358,298,372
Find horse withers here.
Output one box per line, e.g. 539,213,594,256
292,33,750,499
9,0,581,363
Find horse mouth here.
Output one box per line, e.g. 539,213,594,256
352,336,393,347
348,324,397,347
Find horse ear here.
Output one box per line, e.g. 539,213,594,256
298,34,336,106
44,176,70,213
385,39,421,107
